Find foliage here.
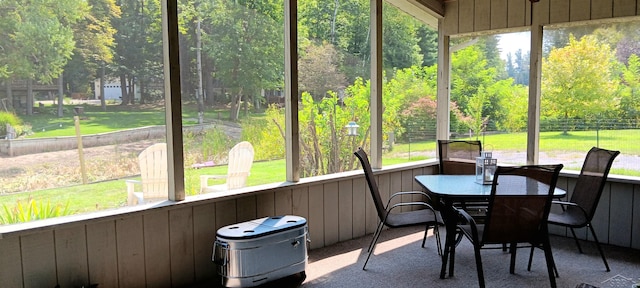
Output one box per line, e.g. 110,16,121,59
416,26,438,67
183,127,233,167
0,198,74,224
506,49,530,85
110,0,163,105
246,106,286,161
64,0,121,95
618,54,640,121
451,45,498,116
385,66,436,140
382,5,422,75
0,112,22,138
201,0,284,120
1,0,89,84
494,83,528,132
542,35,619,123
299,43,348,100
463,86,489,137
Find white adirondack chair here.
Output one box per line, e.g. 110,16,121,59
127,143,168,205
200,141,254,193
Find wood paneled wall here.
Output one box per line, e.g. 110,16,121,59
443,0,640,35
1,163,639,288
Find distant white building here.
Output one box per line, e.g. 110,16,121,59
93,79,140,101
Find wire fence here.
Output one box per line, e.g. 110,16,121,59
401,118,640,142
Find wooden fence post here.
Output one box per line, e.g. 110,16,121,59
74,116,88,184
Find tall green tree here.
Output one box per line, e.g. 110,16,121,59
299,43,347,100
201,0,283,121
451,45,497,112
2,0,89,114
111,0,162,105
618,54,640,121
382,5,422,77
416,26,437,67
542,35,619,130
65,0,120,113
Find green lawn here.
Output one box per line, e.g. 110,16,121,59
0,159,288,216
23,102,232,138
3,102,638,222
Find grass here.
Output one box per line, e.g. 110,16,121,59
0,159,288,217
3,102,639,222
23,102,233,138
4,129,638,220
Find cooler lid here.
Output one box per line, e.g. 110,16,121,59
216,215,307,240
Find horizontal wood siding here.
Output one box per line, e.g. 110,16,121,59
443,0,640,35
1,166,639,287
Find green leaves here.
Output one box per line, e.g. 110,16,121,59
542,34,618,120
0,198,74,225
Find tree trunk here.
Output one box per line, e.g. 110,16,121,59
57,74,64,117
229,87,242,121
26,78,33,115
5,78,13,111
100,65,106,111
128,76,135,104
119,74,128,105
139,77,145,104
196,19,204,124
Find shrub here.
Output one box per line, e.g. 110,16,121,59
0,111,22,138
0,198,74,224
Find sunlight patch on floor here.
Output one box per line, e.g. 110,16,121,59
304,229,435,282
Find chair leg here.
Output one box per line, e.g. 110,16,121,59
527,243,559,277
569,227,584,254
510,245,516,273
422,224,443,256
473,244,485,288
542,239,558,288
367,222,384,253
363,222,385,270
421,224,428,248
527,246,535,271
440,238,451,279
434,225,442,256
588,223,610,272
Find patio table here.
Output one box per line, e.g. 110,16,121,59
414,174,566,279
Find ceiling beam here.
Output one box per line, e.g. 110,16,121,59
386,0,443,28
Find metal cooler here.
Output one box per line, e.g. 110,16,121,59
212,215,308,287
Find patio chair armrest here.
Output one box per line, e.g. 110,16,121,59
456,207,476,225
455,207,480,240
200,174,228,192
552,200,577,207
387,201,436,213
552,200,589,216
388,191,432,204
126,179,141,205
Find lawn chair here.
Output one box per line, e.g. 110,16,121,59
200,141,254,193
126,143,168,205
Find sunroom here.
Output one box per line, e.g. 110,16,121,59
1,0,639,287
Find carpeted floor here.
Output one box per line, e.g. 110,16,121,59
300,226,640,288
197,225,640,288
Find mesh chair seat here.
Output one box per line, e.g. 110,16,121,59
452,165,564,288
547,206,588,227
530,147,620,272
354,147,442,270
385,209,443,228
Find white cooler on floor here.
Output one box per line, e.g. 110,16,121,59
212,215,308,287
